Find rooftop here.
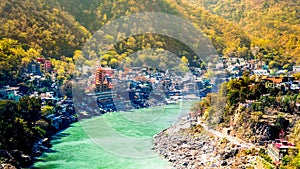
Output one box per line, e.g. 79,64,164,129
273,139,295,149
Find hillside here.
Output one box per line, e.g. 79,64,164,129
0,0,297,68
0,0,90,57
56,0,179,33
183,0,300,63
164,0,251,57
54,0,251,68
0,0,252,63
191,74,300,168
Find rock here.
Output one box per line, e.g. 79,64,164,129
221,160,228,166
20,154,32,166
0,163,17,169
42,138,52,148
51,116,62,130
10,151,33,167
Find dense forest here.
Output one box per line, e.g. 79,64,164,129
0,0,253,64
183,0,300,63
1,0,298,68
0,0,90,57
0,0,297,71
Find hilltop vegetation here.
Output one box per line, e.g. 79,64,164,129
57,0,179,32
0,0,253,66
57,0,252,60
0,0,90,57
0,0,298,65
183,0,300,63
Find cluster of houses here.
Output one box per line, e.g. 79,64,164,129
85,65,214,110
82,55,300,114
208,57,300,92
2,56,300,166
0,58,77,132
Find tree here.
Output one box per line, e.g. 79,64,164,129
73,50,86,67
0,100,17,150
17,96,42,125
41,106,55,117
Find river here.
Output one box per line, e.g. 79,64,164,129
33,101,196,169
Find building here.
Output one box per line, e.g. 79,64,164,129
0,86,21,101
253,69,269,76
28,61,41,75
293,66,300,73
267,139,295,165
95,66,114,92
37,58,52,73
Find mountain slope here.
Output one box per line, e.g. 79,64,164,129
0,0,91,57
183,0,300,62
0,0,292,63
56,0,251,60
56,0,179,33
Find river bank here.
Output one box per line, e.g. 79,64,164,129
153,118,257,169
0,113,77,169
32,102,195,169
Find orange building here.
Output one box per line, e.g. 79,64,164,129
95,66,114,92
262,76,294,84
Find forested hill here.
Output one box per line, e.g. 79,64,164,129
56,0,179,33
182,0,300,63
0,0,298,64
56,0,250,61
0,0,90,57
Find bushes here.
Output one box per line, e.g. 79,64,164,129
0,97,47,153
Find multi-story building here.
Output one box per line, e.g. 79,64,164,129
95,66,114,92
267,139,295,165
28,61,42,75
37,58,52,73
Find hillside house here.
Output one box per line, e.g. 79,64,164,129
293,66,300,73
267,139,295,165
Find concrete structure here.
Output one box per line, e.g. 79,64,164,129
28,61,41,75
0,86,21,101
253,69,269,76
267,139,295,164
293,66,300,73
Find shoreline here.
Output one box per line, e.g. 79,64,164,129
1,101,192,168
0,113,78,169
153,116,256,168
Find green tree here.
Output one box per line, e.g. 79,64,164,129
41,105,55,117
0,100,17,150
17,96,42,125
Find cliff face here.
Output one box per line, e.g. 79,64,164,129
153,120,257,168
215,106,293,145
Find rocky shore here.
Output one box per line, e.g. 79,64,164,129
153,119,256,169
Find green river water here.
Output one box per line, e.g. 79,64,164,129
33,101,195,169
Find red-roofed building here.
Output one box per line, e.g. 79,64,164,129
37,58,52,73
95,66,114,92
267,139,295,164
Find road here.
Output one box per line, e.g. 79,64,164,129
199,122,256,149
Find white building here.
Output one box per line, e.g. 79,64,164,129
293,66,300,73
